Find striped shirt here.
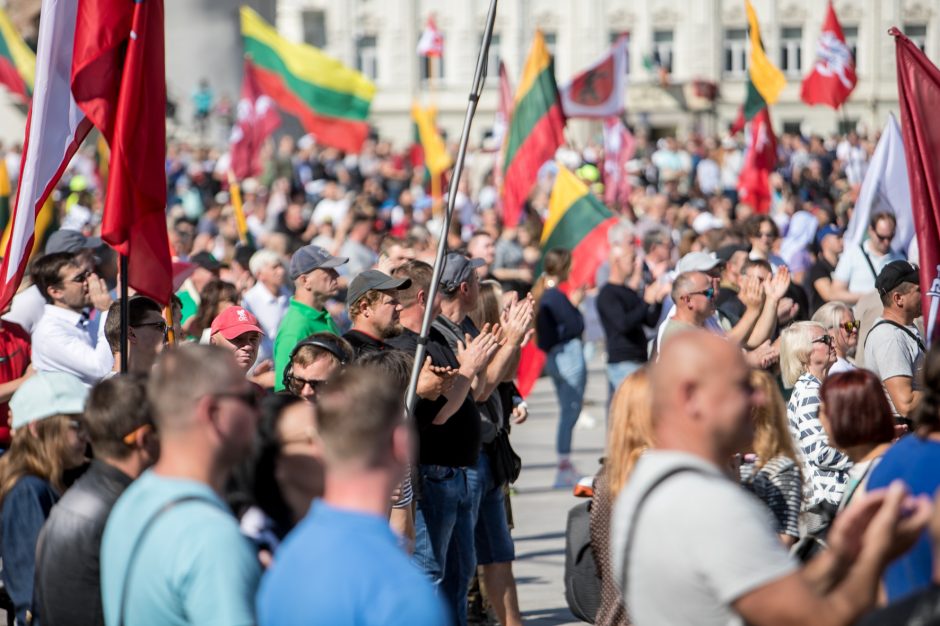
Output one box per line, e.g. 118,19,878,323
787,373,852,507
740,455,802,539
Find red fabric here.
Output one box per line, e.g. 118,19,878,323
231,62,281,180
516,341,546,398
569,217,619,288
0,56,28,103
892,28,940,345
501,101,566,228
801,1,857,109
602,118,635,209
72,0,171,305
736,108,777,214
0,321,30,446
729,106,746,136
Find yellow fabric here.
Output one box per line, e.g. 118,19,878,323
541,164,587,244
0,8,34,91
411,103,452,176
515,31,552,104
745,0,787,105
228,172,249,244
240,6,375,102
0,159,10,198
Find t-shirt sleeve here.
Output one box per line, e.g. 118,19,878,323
832,248,853,283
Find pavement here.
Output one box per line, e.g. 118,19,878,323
509,352,607,625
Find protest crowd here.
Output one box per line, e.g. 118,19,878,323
3,1,940,625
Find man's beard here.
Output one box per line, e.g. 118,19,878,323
380,321,404,339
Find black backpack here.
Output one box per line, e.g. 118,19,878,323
564,500,601,623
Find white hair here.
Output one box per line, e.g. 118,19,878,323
249,249,283,277
811,301,851,332
607,219,636,247
779,321,826,388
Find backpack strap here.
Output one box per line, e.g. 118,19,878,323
865,319,926,353
859,243,879,280
618,465,707,597
118,494,225,626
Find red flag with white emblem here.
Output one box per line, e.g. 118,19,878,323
801,1,857,109
230,61,281,180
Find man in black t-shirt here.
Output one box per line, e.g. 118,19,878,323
805,224,843,315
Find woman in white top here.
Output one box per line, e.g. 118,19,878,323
812,301,859,375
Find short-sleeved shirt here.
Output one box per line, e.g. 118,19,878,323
257,501,446,626
805,256,835,315
273,298,340,391
863,319,925,416
611,451,797,626
100,471,261,626
832,242,904,294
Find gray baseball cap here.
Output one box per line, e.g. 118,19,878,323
676,251,722,274
440,253,485,293
346,269,411,307
289,244,348,279
45,229,103,255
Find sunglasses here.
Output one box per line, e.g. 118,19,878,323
63,270,90,285
839,320,860,333
134,321,168,336
873,232,895,242
286,374,329,396
214,389,260,410
687,287,715,300
812,334,834,347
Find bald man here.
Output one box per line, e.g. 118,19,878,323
611,330,929,626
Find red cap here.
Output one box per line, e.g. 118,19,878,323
210,306,263,340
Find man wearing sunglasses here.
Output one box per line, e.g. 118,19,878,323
30,252,114,385
830,212,905,305
103,296,168,376
659,271,718,349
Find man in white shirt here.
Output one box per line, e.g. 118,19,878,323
612,330,930,626
830,212,905,304
242,249,290,363
30,251,114,385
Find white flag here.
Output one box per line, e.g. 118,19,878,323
844,114,914,254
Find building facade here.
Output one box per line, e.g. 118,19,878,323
276,0,939,145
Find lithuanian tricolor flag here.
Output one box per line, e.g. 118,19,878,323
240,6,376,153
0,8,34,103
501,31,566,228
539,164,616,287
743,0,786,120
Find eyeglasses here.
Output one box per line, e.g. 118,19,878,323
812,334,834,347
873,232,895,242
839,320,860,333
122,423,154,446
687,287,715,300
68,418,85,432
63,270,89,285
214,389,260,410
286,374,328,396
134,321,168,336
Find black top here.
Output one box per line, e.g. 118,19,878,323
716,286,746,328
805,256,836,316
856,583,940,626
343,329,392,358
388,327,481,468
536,287,585,352
34,460,134,626
596,283,661,364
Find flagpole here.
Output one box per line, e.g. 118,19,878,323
404,0,498,417
119,253,129,373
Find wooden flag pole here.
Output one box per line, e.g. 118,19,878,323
119,253,129,372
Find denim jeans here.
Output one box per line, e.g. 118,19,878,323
544,338,587,455
473,451,515,565
414,463,481,626
606,360,643,402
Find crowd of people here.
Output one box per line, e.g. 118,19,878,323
0,115,935,626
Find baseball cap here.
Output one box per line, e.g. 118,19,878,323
10,372,89,430
440,253,485,293
676,251,722,274
692,212,725,235
715,243,751,264
815,224,842,246
288,244,348,280
210,306,263,340
45,229,103,255
346,269,411,307
875,260,919,296
190,251,222,272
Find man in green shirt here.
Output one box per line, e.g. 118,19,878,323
274,244,348,391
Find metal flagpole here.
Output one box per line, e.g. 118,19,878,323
404,0,499,417
119,253,129,373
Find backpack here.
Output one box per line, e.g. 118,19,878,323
563,500,601,623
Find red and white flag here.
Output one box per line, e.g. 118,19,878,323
801,1,857,109
416,16,443,58
736,108,778,214
892,28,940,345
230,62,281,180
492,62,513,197
602,116,635,209
559,35,628,118
0,0,93,311
72,0,172,305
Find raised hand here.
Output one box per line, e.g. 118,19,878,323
88,273,114,312
765,266,791,301
456,329,500,376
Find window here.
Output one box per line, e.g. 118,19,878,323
838,118,857,135
419,51,444,84
782,121,802,135
542,31,557,56
842,25,858,64
356,35,378,80
779,26,802,76
609,31,630,75
723,28,748,77
481,33,501,85
905,24,927,53
301,9,327,48
653,29,674,72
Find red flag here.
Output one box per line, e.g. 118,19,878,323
602,117,635,209
231,62,281,180
72,0,171,305
892,28,940,345
736,108,777,214
801,1,857,109
416,16,443,58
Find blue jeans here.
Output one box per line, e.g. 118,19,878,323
414,464,481,626
473,451,515,565
544,338,587,455
606,360,643,403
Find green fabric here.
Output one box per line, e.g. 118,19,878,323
177,289,198,326
743,79,766,121
273,298,340,391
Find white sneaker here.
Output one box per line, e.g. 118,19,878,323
575,410,598,430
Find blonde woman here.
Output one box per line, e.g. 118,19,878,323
811,301,859,375
780,321,851,511
739,370,803,546
589,368,653,626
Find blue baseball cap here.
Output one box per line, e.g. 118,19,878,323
10,372,88,430
815,224,842,246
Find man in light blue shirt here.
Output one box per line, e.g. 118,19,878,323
100,345,261,626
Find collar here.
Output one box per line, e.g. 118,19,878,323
345,328,388,349
90,458,134,488
43,304,86,327
290,297,329,319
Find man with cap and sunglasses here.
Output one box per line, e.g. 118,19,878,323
273,244,348,391
864,260,925,419
342,269,411,357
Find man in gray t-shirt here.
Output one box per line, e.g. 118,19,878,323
612,330,930,626
864,261,924,418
